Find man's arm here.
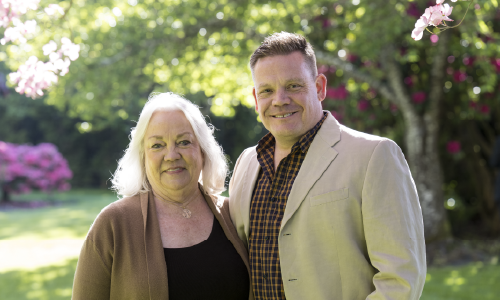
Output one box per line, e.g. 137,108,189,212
362,139,426,300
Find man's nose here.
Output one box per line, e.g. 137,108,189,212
163,145,181,161
272,87,290,106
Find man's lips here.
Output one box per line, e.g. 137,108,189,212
271,112,297,118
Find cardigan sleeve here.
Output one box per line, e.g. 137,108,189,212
72,238,111,300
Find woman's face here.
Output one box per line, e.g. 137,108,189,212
143,109,203,195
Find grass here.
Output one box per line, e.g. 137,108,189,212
1,189,500,299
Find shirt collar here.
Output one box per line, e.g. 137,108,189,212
256,111,328,155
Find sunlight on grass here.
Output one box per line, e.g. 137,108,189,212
421,258,500,299
0,258,77,300
0,240,83,272
0,189,116,240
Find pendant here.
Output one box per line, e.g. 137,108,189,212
182,208,192,218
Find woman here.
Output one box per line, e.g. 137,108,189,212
72,93,252,300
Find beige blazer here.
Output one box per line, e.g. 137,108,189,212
72,186,253,300
229,112,426,300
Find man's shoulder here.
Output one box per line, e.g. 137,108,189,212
339,124,388,144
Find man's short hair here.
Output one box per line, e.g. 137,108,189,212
250,32,318,78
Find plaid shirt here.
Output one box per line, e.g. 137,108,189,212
249,113,327,299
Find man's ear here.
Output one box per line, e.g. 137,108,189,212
316,74,327,102
252,87,259,111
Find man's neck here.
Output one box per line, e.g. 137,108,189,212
273,139,297,171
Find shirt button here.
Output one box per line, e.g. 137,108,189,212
264,236,269,240
263,274,268,279
271,197,276,202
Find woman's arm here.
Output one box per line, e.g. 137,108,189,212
72,238,111,300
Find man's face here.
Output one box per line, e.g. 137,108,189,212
252,51,327,146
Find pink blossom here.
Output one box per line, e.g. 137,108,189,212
60,37,80,61
0,0,40,28
430,34,439,43
412,91,426,103
357,99,369,111
490,58,500,73
390,104,398,113
453,70,467,82
0,19,36,44
412,3,454,40
9,56,59,99
404,77,413,86
42,40,57,55
330,110,343,123
479,104,490,115
44,4,64,16
406,3,420,18
326,85,348,100
446,141,460,154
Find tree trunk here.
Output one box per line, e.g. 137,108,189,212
404,113,448,241
1,188,10,203
315,31,452,241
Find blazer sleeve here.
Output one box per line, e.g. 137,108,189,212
362,139,427,300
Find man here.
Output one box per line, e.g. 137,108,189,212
229,32,426,300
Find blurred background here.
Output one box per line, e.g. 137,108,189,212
1,0,500,299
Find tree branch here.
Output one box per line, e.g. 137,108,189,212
379,46,416,117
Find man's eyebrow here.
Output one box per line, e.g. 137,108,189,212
256,78,307,89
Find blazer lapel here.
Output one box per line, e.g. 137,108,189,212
240,149,261,239
140,191,169,300
281,113,341,229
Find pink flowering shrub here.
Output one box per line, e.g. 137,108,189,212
0,141,72,196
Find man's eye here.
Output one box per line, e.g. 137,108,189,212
289,84,301,89
261,89,272,94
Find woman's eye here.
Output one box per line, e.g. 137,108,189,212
152,144,162,149
179,140,191,146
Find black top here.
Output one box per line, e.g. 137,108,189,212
164,216,249,300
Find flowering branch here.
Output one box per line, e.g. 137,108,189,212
412,0,473,41
0,0,79,99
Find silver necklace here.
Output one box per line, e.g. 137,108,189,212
154,193,195,218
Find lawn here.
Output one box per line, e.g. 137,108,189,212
0,189,499,299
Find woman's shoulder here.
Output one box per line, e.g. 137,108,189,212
87,193,144,237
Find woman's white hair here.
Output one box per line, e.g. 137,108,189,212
111,92,228,197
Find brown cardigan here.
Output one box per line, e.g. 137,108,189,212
72,187,253,300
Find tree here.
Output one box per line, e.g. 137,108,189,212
3,0,500,240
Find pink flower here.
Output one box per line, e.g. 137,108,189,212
446,141,460,154
479,104,490,115
406,3,420,18
404,77,413,86
330,110,343,123
42,40,57,55
430,34,439,43
453,70,467,82
0,19,37,44
490,58,500,73
462,56,475,66
357,99,369,111
44,4,64,16
412,91,426,103
412,2,454,40
326,85,348,100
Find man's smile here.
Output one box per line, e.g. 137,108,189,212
271,112,297,118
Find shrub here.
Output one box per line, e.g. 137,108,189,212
0,141,72,200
